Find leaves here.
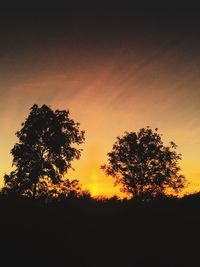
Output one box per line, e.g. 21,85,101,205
4,104,85,197
102,127,187,200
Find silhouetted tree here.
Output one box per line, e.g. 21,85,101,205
3,104,85,198
102,127,186,200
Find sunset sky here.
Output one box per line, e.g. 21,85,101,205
0,7,200,197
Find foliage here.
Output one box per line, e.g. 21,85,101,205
36,178,90,201
3,104,85,197
101,127,186,200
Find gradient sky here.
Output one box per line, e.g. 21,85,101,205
0,7,200,197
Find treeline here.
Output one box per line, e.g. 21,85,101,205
1,104,189,202
0,191,200,266
1,104,199,266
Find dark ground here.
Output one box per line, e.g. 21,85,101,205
0,194,200,267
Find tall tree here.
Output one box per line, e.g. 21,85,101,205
101,127,186,200
4,104,85,198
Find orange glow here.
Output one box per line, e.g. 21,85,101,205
0,45,200,197
87,170,100,197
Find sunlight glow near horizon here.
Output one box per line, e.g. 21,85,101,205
88,170,100,197
0,41,200,197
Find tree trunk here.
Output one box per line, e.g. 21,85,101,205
33,182,37,199
132,179,138,198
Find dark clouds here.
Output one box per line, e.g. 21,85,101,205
0,7,200,89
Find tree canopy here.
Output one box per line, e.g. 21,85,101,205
3,104,85,198
101,127,186,200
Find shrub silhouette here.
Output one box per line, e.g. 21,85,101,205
3,104,85,198
102,127,187,200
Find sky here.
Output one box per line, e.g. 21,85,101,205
0,6,200,197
